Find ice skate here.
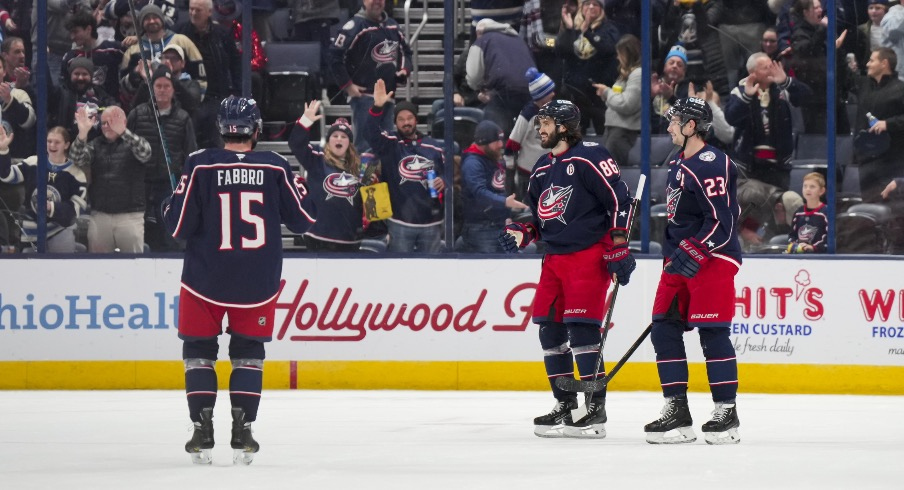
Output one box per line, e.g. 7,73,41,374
185,407,214,464
231,407,260,465
563,398,607,438
702,401,740,445
644,395,696,444
533,398,578,438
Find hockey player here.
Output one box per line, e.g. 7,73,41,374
163,96,316,465
644,97,742,445
498,99,636,438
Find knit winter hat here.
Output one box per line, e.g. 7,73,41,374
163,44,185,60
327,118,354,143
67,56,94,76
665,45,688,66
394,100,418,121
525,67,555,102
151,65,174,86
138,4,165,26
868,0,889,6
473,120,504,145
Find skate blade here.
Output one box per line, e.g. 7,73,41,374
645,426,697,444
534,424,568,438
704,427,740,445
233,448,255,465
563,424,606,439
189,449,212,465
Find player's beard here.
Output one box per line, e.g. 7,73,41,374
540,129,562,149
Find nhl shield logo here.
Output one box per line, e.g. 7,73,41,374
537,184,574,225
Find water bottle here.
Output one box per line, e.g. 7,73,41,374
426,169,438,198
867,112,879,128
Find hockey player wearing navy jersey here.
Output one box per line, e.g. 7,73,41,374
498,99,636,438
290,100,370,252
643,98,742,445
163,96,316,465
328,0,413,151
365,79,446,253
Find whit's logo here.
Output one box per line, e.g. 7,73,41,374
537,185,573,225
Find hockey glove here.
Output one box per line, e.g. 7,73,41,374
603,242,636,285
665,237,712,279
498,222,536,253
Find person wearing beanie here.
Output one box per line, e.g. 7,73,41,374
289,100,372,252
50,53,117,144
363,79,447,253
62,8,125,99
126,63,197,251
460,120,528,253
505,67,557,200
651,44,691,132
120,3,208,109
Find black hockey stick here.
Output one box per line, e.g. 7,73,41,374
555,173,646,396
555,323,652,393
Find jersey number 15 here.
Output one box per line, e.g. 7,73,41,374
218,192,265,250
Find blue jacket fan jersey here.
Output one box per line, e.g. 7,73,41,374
164,148,316,306
527,141,633,254
663,144,743,263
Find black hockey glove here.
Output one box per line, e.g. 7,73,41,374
603,242,636,285
498,222,536,253
665,237,712,279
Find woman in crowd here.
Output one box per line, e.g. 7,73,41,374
594,34,642,166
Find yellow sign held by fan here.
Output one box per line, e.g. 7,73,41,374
361,182,393,221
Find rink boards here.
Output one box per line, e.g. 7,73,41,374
1,256,903,394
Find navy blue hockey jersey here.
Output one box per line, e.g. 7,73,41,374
288,121,363,244
327,10,413,95
163,148,316,306
527,141,633,254
788,203,828,253
663,144,743,263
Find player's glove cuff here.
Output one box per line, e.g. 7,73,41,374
603,242,636,285
498,222,537,253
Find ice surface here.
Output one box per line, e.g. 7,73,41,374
0,390,901,489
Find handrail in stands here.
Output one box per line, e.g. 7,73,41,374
404,0,430,101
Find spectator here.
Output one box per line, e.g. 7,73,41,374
459,120,528,253
714,0,775,89
657,0,729,96
61,8,125,99
104,0,179,29
0,1,31,64
470,0,524,38
0,126,87,253
555,0,619,135
790,0,850,134
688,80,735,149
290,102,372,252
132,44,201,113
785,172,828,253
70,105,153,253
724,52,812,190
127,65,197,252
1,36,30,92
175,0,241,149
505,67,556,200
120,4,207,109
466,18,535,135
850,47,904,203
651,45,691,133
880,0,904,82
852,0,889,74
0,56,36,160
31,1,90,90
364,79,446,253
328,0,413,152
736,178,802,251
50,57,118,143
593,34,642,166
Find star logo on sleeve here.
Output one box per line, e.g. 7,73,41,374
706,240,715,248
619,210,627,217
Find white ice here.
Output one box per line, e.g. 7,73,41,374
0,390,901,490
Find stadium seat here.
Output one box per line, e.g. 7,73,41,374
625,135,677,167
837,164,862,211
649,166,669,204
269,8,294,41
262,42,321,122
836,203,892,254
431,107,484,151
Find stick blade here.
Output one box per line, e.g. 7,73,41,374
554,377,608,393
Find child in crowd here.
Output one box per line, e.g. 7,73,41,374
786,172,828,253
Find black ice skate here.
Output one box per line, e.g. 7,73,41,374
185,407,214,464
644,395,696,444
231,407,260,465
563,398,607,438
533,398,578,438
702,401,740,445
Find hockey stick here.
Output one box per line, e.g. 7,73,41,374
555,323,652,393
555,173,645,395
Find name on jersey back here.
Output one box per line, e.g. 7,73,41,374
217,168,265,186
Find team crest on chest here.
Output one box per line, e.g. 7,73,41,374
666,185,682,224
323,172,360,204
537,184,574,225
372,40,399,67
492,168,505,190
398,155,434,187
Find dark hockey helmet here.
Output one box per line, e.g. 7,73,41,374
217,95,262,137
665,97,713,134
537,99,582,132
